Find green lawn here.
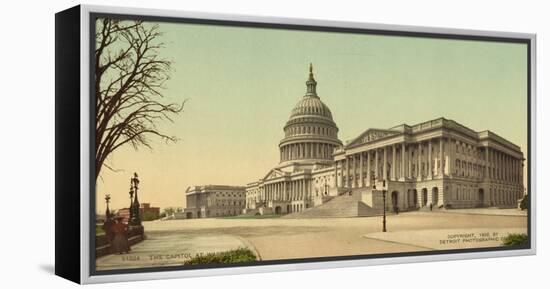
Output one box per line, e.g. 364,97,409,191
502,233,529,246
185,248,257,265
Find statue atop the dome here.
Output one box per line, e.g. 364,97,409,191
306,63,318,97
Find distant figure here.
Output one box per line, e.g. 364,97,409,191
429,203,433,211
395,206,399,215
111,216,130,254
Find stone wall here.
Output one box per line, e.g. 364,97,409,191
95,226,144,258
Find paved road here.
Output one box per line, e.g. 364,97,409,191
95,210,527,270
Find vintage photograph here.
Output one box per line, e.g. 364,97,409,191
92,16,530,272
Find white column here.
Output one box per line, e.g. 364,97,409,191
502,153,505,181
428,140,432,178
499,152,503,181
346,156,351,188
505,155,508,182
418,142,422,179
359,152,364,187
439,138,444,177
508,155,511,182
334,160,338,187
294,181,297,200
375,150,379,182
485,146,489,179
490,148,494,179
408,144,412,178
352,154,356,188
383,146,388,181
303,179,306,200
366,151,371,186
515,158,519,184
401,143,406,180
449,138,455,177
391,145,396,180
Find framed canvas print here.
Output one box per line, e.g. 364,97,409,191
55,4,536,284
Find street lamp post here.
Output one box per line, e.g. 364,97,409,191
373,180,387,233
128,182,134,223
104,194,111,220
130,172,141,226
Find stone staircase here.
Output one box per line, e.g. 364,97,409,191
282,192,381,219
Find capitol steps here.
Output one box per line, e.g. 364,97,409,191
282,193,381,219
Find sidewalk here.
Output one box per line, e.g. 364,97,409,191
364,227,527,250
96,232,255,271
439,208,527,217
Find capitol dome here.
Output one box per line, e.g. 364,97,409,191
290,97,333,120
278,64,342,165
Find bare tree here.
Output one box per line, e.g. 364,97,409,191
95,19,184,180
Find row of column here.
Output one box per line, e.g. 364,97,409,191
485,147,523,184
286,126,335,138
335,138,448,188
489,187,523,205
281,142,334,161
451,186,520,206
262,179,310,202
335,138,524,188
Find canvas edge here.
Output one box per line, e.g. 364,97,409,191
75,4,537,284
54,4,83,284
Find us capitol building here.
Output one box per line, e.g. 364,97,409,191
185,65,525,218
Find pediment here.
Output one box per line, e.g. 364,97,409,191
347,129,399,147
262,168,286,181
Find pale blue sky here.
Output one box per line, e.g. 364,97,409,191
96,21,528,213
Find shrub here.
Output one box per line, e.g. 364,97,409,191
185,248,257,265
520,194,529,210
501,233,529,246
141,211,159,221
95,225,105,236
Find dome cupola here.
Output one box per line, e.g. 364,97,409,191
278,64,342,165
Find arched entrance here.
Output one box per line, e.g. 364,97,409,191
412,189,418,208
391,191,399,213
422,188,428,207
197,211,202,218
478,188,485,207
275,206,282,214
432,187,439,206
186,212,192,219
287,204,291,213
